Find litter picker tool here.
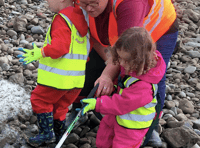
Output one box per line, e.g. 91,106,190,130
55,83,99,148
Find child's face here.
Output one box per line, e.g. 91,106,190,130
46,0,60,13
117,49,133,73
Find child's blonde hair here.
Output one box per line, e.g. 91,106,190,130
110,27,156,74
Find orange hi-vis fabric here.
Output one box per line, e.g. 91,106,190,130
89,0,176,46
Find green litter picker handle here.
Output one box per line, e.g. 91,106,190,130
55,83,99,148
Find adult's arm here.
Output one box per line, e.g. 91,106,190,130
116,0,150,36
91,37,107,61
92,37,120,97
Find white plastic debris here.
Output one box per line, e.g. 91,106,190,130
0,79,32,124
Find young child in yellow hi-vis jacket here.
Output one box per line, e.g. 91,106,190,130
17,0,90,146
80,27,166,148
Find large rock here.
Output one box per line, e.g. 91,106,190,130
0,0,4,6
13,17,27,32
162,127,200,148
185,9,200,23
179,99,194,114
8,73,25,86
64,133,80,144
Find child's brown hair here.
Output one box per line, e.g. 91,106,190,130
110,27,156,75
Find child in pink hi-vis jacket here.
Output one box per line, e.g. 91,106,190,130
80,27,166,148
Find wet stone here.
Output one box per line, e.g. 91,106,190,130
64,133,80,144
79,137,91,144
31,26,44,34
167,120,185,128
29,115,37,124
80,126,90,137
80,143,91,148
0,0,5,6
65,143,78,148
165,101,176,109
85,132,97,138
192,119,200,129
179,99,194,114
73,127,82,135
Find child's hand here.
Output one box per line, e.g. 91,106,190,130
80,98,96,115
17,43,44,65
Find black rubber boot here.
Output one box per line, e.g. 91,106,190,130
54,119,67,143
28,112,56,147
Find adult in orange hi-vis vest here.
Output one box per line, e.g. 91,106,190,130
74,0,178,147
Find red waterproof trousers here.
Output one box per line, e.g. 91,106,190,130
30,85,81,121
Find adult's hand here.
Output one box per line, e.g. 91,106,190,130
94,74,113,97
91,37,120,97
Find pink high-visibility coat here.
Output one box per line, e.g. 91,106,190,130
95,50,166,148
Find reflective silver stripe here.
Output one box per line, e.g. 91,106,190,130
149,0,164,33
125,77,138,87
113,0,117,17
144,84,158,108
143,0,164,34
59,13,72,29
144,102,157,108
143,84,158,108
86,31,90,53
46,25,51,44
119,112,156,122
81,8,89,27
143,0,156,27
39,64,85,76
62,54,88,60
47,36,50,44
80,8,90,52
153,84,158,96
